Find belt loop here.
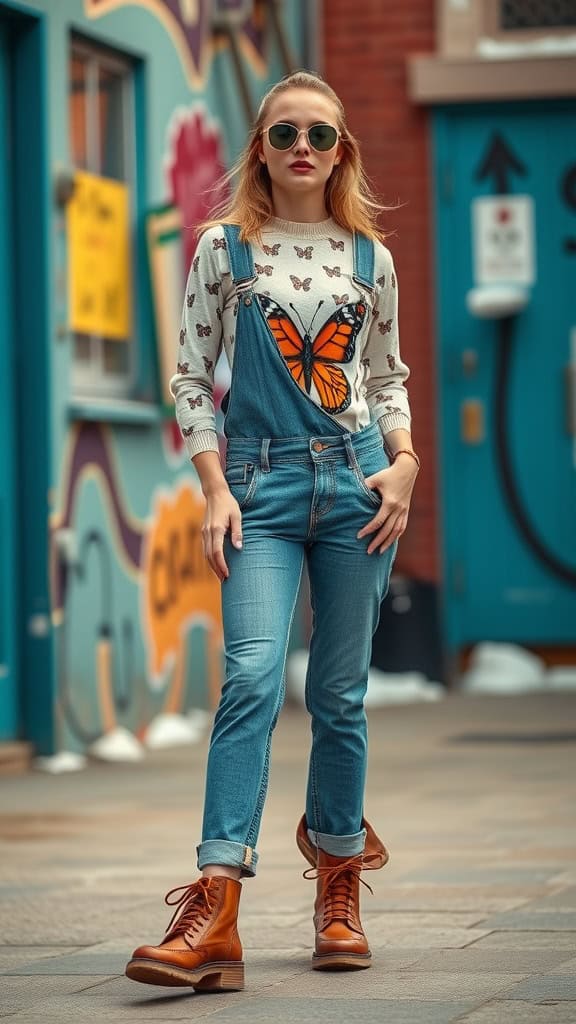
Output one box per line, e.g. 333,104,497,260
343,433,356,470
260,438,271,473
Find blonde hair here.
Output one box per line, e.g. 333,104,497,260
198,70,390,243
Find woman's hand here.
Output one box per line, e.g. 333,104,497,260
201,485,243,582
357,455,419,555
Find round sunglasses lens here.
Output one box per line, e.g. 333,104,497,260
308,124,338,151
268,124,298,150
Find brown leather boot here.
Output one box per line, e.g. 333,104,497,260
296,813,390,870
305,851,373,970
125,875,244,991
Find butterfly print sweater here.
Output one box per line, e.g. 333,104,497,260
170,217,412,458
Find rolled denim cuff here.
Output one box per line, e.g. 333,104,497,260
197,839,259,878
307,827,366,858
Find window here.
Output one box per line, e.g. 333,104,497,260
69,39,136,398
500,0,576,30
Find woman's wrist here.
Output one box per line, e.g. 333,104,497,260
390,449,420,472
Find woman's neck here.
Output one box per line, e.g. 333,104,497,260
270,185,328,224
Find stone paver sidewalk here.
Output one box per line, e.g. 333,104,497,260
1,692,576,1022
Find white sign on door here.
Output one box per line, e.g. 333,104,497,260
472,195,535,286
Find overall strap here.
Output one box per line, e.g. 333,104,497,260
222,224,255,286
352,231,375,291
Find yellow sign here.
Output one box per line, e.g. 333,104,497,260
68,171,131,339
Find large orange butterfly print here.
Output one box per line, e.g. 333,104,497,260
258,295,367,414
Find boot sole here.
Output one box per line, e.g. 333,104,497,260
125,957,245,991
312,952,372,971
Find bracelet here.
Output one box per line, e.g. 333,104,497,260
391,448,420,471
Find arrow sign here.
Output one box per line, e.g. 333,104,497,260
475,132,527,195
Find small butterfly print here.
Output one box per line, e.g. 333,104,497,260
177,361,189,373
205,281,219,295
323,265,341,278
290,275,312,291
328,238,344,251
187,293,195,308
378,319,393,334
192,255,200,272
216,307,222,321
263,243,281,256
372,308,379,318
179,328,186,346
376,274,386,287
188,395,203,409
385,405,402,413
203,356,214,373
196,323,212,337
294,245,313,260
182,426,194,437
213,237,227,250
361,358,370,368
387,354,396,370
233,300,239,316
228,334,235,346
255,263,274,276
332,293,349,305
391,272,396,288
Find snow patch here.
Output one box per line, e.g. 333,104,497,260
144,712,205,749
33,751,87,774
88,727,145,762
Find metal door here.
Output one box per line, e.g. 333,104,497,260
433,102,576,657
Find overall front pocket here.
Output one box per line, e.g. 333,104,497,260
225,461,259,510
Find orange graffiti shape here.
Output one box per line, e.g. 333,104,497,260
142,483,221,679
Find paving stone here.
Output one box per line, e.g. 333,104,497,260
370,927,493,949
0,976,111,1013
548,957,576,974
0,945,83,971
470,931,576,950
480,912,576,931
522,887,576,912
253,968,527,1001
457,1000,576,1023
400,867,557,885
500,974,576,1000
363,885,548,913
410,948,571,973
2,1000,480,1024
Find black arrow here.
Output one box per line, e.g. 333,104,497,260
475,132,527,194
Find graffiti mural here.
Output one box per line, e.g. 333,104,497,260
50,422,222,749
85,0,270,86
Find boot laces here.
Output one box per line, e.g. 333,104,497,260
163,877,216,947
303,855,373,923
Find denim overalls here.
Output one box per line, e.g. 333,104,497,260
198,225,398,877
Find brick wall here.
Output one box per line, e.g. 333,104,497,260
323,0,438,581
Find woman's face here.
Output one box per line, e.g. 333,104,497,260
258,88,343,199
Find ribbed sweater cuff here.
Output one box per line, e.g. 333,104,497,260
377,412,412,439
184,429,220,460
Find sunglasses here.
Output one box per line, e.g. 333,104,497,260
264,122,340,153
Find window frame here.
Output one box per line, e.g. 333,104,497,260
69,35,137,400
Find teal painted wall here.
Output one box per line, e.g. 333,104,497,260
0,0,309,754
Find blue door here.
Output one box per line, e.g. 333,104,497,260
433,102,576,660
0,17,19,739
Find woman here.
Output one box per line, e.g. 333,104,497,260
126,70,419,992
